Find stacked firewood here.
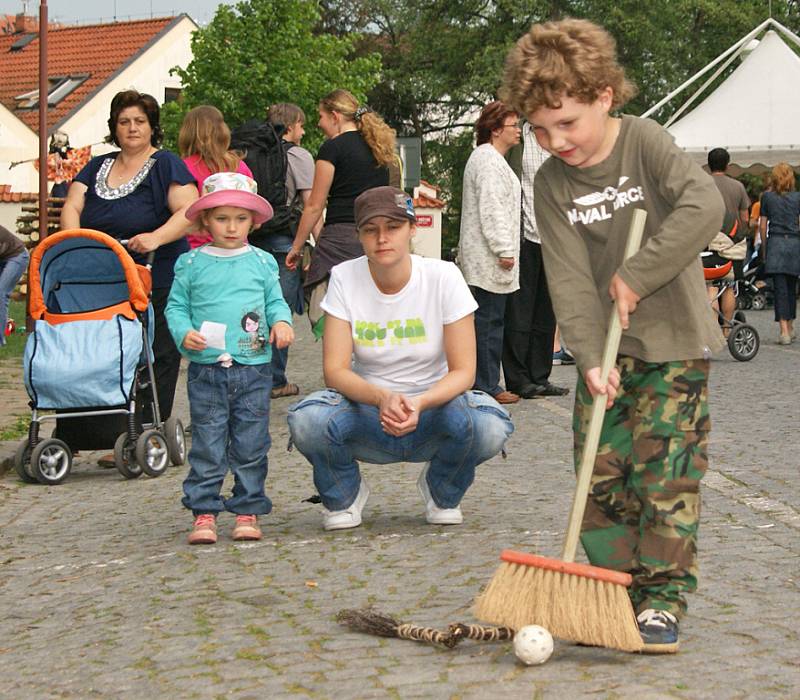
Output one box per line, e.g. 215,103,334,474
11,197,64,301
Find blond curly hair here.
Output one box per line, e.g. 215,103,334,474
500,18,637,118
319,89,397,168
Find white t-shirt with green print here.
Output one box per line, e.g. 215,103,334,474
322,255,478,396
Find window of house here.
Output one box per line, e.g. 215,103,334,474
15,74,90,109
164,87,182,104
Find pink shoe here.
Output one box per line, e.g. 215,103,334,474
188,514,217,545
232,515,262,541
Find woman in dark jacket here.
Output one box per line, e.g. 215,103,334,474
759,162,800,344
61,90,198,422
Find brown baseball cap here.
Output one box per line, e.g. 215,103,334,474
354,186,416,229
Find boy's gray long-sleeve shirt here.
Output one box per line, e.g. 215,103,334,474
534,115,725,372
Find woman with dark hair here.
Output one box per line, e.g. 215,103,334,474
457,101,522,404
61,89,198,429
759,162,800,344
285,89,395,337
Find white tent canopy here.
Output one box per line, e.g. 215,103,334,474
643,19,800,171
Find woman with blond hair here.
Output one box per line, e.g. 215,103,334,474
178,105,252,248
759,162,800,344
285,89,395,335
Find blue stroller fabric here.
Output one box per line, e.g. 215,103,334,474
24,316,144,409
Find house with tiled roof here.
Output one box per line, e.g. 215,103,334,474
0,13,196,210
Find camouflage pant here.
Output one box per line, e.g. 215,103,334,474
573,357,711,618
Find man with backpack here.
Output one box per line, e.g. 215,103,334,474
232,104,320,398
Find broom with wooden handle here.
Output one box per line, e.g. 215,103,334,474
474,208,648,653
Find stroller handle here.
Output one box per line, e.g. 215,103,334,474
119,239,156,268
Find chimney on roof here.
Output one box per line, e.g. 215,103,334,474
14,13,36,34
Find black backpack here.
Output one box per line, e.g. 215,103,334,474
230,119,295,245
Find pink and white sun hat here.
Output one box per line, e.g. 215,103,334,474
185,172,273,226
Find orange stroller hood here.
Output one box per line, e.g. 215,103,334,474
28,229,151,321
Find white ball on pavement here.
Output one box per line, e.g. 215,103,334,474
513,625,554,665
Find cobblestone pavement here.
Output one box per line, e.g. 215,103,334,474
0,308,798,699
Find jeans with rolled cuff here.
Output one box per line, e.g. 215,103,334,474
182,361,273,516
287,389,514,511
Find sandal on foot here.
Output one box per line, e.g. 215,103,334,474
271,383,300,399
97,453,115,468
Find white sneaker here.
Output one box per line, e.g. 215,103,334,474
322,481,370,531
417,464,463,525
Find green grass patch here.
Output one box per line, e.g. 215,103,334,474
0,414,28,441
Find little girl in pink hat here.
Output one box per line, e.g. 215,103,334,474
166,172,294,545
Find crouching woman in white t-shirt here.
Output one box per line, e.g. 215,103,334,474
288,186,514,530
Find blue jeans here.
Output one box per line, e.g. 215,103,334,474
182,362,273,516
771,273,797,321
268,251,303,388
287,389,514,511
470,286,508,396
0,249,28,347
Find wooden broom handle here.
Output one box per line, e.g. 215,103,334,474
561,209,647,562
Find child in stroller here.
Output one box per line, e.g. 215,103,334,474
702,212,760,361
15,229,186,484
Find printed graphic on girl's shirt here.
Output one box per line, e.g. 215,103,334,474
354,318,427,347
238,310,268,355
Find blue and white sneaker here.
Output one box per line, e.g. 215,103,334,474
552,348,575,366
637,609,679,654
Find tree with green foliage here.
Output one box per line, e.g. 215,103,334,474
321,0,800,249
161,0,382,151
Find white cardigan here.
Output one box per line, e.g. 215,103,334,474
457,143,521,294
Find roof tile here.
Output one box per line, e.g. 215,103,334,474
0,16,177,133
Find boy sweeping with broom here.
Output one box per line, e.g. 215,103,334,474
501,19,725,652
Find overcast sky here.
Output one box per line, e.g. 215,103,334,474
0,0,237,26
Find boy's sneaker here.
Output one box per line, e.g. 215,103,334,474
552,348,575,365
323,481,370,531
232,515,262,541
417,464,463,525
188,514,217,545
637,609,679,654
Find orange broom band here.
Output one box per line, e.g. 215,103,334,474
500,550,633,587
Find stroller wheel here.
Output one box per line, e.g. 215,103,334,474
728,323,760,361
30,439,72,485
136,430,169,477
752,291,767,311
14,439,37,484
164,416,186,466
114,433,142,479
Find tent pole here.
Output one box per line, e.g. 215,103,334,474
667,18,800,128
768,19,800,50
641,18,771,119
664,43,749,128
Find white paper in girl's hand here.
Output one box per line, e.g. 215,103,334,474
199,321,227,350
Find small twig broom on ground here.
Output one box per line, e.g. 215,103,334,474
336,608,514,649
474,209,648,653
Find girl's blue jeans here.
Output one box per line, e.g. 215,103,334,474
182,361,273,516
287,389,514,511
0,250,28,347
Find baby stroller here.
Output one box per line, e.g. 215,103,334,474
15,229,185,485
736,244,772,311
702,255,760,362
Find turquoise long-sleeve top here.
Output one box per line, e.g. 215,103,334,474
165,245,292,365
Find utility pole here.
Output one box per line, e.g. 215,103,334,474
38,0,47,240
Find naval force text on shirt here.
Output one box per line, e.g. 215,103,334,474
566,176,645,226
